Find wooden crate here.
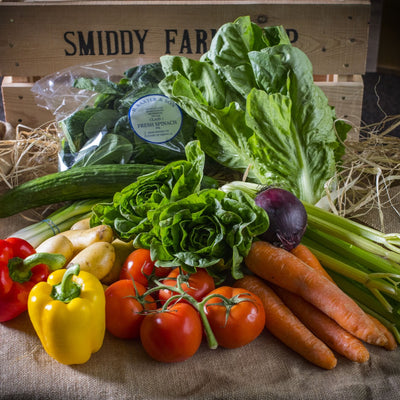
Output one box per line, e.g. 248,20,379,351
0,0,371,132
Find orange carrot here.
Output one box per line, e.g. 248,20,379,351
368,315,398,351
234,275,337,370
245,241,388,347
272,284,370,363
293,243,397,350
291,243,334,282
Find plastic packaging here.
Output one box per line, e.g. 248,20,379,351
32,59,196,170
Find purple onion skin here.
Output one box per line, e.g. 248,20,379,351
254,188,307,251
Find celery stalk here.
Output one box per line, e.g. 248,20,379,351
9,198,108,247
303,202,400,260
328,270,400,342
305,226,400,275
301,236,400,299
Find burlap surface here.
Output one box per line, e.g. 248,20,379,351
1,214,400,400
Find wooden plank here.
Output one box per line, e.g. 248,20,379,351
0,1,371,77
318,74,364,139
1,76,54,127
2,74,364,141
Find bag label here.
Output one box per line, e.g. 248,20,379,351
129,94,183,143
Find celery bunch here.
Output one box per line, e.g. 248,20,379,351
302,202,400,343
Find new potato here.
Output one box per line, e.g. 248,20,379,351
35,235,74,266
101,239,134,285
70,217,91,231
67,241,116,280
61,225,113,254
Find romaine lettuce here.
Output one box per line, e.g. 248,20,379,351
159,16,350,205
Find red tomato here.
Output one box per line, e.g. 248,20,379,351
140,303,202,363
203,286,266,349
158,268,215,304
105,279,157,339
119,248,171,287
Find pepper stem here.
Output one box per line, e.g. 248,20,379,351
51,264,81,303
8,252,66,284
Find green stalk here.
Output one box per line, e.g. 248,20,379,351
303,202,400,260
305,211,400,265
301,236,400,300
8,198,108,247
305,226,400,275
358,303,400,344
328,271,397,318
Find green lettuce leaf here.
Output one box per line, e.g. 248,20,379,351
91,140,269,279
159,16,351,205
91,140,206,241
134,188,269,279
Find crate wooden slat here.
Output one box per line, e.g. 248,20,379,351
1,76,54,127
0,1,371,134
0,1,371,77
1,74,364,138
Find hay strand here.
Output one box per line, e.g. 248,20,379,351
322,114,400,232
0,122,59,192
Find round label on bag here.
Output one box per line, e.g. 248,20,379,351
128,94,183,144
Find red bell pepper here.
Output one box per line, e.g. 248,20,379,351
0,237,66,322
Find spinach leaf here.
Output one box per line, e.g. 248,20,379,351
59,107,100,153
83,109,120,138
72,134,133,167
73,77,121,95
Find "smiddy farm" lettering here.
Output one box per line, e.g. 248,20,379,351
63,28,298,57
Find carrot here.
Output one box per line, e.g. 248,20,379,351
234,275,337,370
245,241,388,347
291,243,334,282
272,284,370,363
293,243,397,350
368,315,398,351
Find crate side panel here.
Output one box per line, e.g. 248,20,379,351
3,76,364,139
0,2,370,77
317,76,364,140
2,78,54,127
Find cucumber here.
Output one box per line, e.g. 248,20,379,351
0,164,219,218
0,164,162,218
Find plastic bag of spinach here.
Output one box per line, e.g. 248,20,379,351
32,61,196,170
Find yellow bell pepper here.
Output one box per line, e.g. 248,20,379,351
28,264,105,365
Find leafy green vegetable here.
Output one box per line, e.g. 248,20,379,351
91,140,269,279
91,140,207,240
72,134,133,167
159,16,351,205
83,109,120,138
60,63,197,168
135,188,269,279
59,108,99,153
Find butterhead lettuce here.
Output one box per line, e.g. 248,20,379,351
91,140,269,279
